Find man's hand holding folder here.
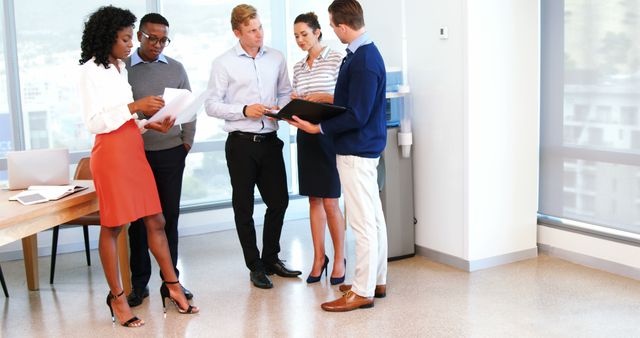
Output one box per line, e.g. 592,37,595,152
264,98,346,125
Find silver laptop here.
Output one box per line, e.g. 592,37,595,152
7,148,70,190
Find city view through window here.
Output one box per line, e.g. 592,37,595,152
541,0,640,234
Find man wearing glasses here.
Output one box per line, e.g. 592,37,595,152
124,13,196,307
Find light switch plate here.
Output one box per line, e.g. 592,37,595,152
439,26,449,39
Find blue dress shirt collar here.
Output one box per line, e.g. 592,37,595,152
346,32,372,54
130,48,168,66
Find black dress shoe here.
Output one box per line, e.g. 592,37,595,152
182,286,194,300
126,286,149,307
250,270,273,289
265,260,302,278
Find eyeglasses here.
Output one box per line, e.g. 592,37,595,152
140,31,171,46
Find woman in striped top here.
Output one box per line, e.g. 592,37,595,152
291,12,346,285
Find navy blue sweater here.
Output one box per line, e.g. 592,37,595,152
320,43,387,158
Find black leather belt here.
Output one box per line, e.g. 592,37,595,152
229,131,277,143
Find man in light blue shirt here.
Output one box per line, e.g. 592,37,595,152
205,4,300,289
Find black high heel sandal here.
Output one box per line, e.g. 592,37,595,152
330,258,346,285
106,290,143,327
160,281,199,314
306,255,329,283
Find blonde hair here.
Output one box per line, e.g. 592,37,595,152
231,4,258,31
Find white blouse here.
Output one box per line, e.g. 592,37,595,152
78,58,144,134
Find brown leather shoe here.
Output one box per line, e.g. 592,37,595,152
321,291,374,312
338,284,386,298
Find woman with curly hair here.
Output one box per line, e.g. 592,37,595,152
78,5,198,327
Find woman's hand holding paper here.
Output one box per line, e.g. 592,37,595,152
145,116,175,133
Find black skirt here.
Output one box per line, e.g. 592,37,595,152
297,129,341,198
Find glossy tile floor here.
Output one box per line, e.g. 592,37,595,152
1,219,640,337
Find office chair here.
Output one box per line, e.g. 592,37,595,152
50,157,100,284
0,264,8,297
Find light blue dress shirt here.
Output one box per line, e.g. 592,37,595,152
205,43,292,133
346,32,372,54
130,48,168,66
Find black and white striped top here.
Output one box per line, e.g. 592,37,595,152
292,47,343,96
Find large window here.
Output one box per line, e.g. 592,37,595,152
540,0,640,234
0,1,310,208
13,1,145,152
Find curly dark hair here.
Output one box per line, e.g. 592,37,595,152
79,6,136,68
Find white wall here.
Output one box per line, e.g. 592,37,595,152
362,1,467,258
360,1,405,70
465,0,539,261
538,225,640,280
404,0,467,258
539,226,640,270
400,0,539,267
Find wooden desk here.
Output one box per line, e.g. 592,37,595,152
0,180,131,294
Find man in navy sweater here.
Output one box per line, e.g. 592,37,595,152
289,0,388,312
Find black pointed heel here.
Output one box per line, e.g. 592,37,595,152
306,255,329,283
160,281,198,314
106,291,143,327
330,258,346,285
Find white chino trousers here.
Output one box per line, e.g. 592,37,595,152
336,155,388,298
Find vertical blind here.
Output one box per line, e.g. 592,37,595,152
540,0,640,235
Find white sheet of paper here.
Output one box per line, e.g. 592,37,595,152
148,88,211,125
175,89,212,125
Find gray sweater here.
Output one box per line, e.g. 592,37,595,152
125,52,196,151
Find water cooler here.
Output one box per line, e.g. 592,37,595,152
378,69,415,260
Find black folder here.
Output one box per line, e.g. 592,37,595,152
265,99,347,124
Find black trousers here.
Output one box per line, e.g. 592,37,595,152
129,145,187,289
225,132,289,272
